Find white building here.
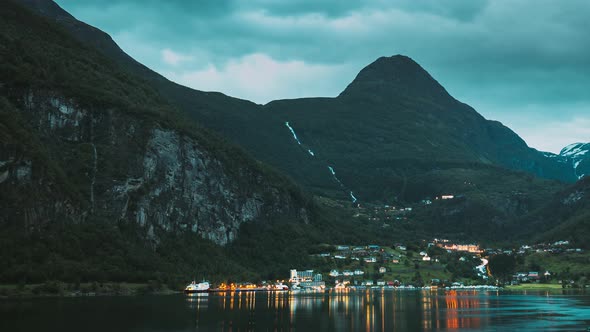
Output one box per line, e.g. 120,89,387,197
289,269,314,283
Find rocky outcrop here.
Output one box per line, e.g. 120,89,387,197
0,90,309,245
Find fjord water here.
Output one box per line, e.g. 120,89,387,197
1,290,589,331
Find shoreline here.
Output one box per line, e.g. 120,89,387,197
2,282,586,299
504,284,586,292
0,282,181,299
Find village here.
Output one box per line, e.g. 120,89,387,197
294,236,586,290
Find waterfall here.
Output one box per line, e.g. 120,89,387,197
285,122,302,145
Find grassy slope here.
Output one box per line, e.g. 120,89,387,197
512,177,590,247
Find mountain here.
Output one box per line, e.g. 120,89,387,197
3,0,587,285
15,0,337,195
0,0,316,283
264,56,574,202
559,143,590,179
17,0,578,204
511,176,590,248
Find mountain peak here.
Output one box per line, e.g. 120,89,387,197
338,54,454,104
560,142,589,158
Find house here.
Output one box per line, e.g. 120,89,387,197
364,257,377,263
290,269,314,283
397,245,407,251
337,245,350,251
422,255,431,262
391,259,400,264
354,269,365,275
390,280,401,287
438,243,483,254
342,270,353,277
379,267,386,274
329,270,340,277
377,281,386,286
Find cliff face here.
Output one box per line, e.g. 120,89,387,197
1,90,308,246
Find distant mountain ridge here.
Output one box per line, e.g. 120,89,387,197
560,143,590,179
513,176,590,247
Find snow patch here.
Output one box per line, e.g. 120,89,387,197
308,149,315,156
560,143,588,158
350,191,357,203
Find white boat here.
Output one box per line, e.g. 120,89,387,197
184,280,210,294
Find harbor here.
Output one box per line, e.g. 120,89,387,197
185,268,501,295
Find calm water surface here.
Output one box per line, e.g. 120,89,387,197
1,290,589,331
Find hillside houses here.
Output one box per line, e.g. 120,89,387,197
434,239,483,254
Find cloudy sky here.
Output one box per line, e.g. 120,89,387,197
54,0,589,153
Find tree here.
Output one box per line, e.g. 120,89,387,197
488,254,516,284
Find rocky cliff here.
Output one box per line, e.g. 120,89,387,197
0,0,310,246
1,90,309,246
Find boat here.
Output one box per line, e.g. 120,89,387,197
271,283,289,291
184,280,210,294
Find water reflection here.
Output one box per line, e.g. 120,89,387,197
0,290,589,331
185,289,590,331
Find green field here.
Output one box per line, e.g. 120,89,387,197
505,283,563,291
523,252,590,276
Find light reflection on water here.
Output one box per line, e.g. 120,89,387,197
185,289,590,331
1,290,589,331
